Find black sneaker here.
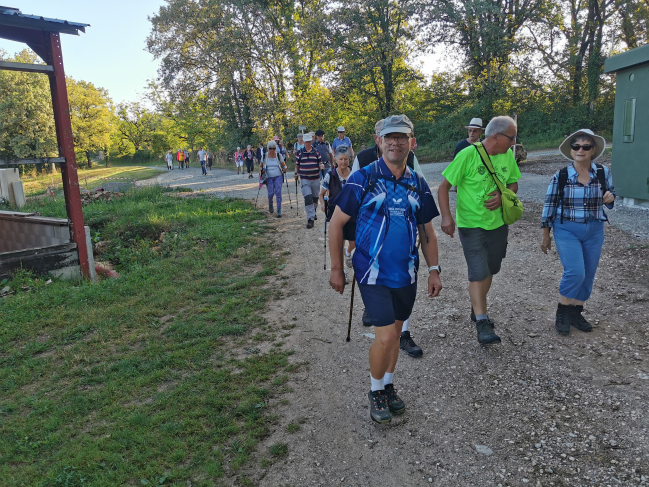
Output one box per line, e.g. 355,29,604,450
470,307,476,322
276,213,282,218
555,303,570,336
384,384,405,415
476,318,501,344
368,390,391,424
362,309,372,327
400,330,423,357
306,219,314,229
569,305,593,332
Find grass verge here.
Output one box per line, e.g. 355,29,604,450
0,186,294,486
22,166,166,196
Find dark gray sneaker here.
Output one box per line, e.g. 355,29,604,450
555,304,570,336
569,305,592,332
476,318,501,344
384,384,405,415
362,309,372,327
368,390,392,424
400,331,423,357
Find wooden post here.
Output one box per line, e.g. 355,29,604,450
45,32,90,279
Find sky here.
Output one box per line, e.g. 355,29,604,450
0,1,447,105
0,0,164,104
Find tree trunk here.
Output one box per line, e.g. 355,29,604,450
86,151,93,169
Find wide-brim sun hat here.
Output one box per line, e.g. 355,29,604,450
379,114,414,137
559,129,606,161
465,118,483,130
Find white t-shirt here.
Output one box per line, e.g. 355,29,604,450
198,150,206,162
165,153,172,164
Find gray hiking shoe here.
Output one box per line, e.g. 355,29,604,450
269,202,274,214
569,305,593,332
384,384,405,415
476,318,501,344
368,390,391,424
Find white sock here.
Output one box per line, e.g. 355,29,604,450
402,317,410,333
384,372,394,386
370,374,384,392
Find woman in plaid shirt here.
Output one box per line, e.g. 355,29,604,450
540,129,615,336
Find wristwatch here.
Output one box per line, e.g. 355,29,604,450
428,265,441,274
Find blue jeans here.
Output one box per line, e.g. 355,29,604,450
200,160,206,175
553,219,604,301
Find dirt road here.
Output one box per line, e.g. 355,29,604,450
149,164,649,486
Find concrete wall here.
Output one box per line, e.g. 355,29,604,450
0,211,71,253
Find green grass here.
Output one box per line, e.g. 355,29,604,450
0,186,294,486
22,166,165,196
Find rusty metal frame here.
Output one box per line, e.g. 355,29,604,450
0,25,90,279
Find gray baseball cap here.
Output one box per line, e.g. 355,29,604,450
379,115,413,137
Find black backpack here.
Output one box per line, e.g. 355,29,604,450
557,164,607,223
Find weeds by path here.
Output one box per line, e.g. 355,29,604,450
0,187,293,486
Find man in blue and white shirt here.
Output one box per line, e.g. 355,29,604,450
328,115,443,424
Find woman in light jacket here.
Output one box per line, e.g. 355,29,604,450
260,140,287,218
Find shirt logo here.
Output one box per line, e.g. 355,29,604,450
478,166,486,175
392,198,403,204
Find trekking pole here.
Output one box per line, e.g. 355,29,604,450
255,172,263,208
284,173,293,208
295,176,299,217
323,196,329,270
346,273,356,342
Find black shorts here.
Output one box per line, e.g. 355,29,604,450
458,225,509,282
357,282,417,327
245,159,254,171
342,221,355,242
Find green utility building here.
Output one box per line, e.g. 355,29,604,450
604,44,649,207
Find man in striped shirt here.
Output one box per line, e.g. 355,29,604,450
295,133,324,228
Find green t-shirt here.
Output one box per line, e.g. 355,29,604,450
442,145,521,230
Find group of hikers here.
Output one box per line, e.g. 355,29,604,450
274,114,614,424
165,148,214,174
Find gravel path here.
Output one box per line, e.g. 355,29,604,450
143,162,649,240
146,163,648,486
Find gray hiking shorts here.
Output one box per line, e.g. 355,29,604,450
458,225,509,282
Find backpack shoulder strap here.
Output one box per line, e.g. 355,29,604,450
595,163,607,193
557,167,569,223
359,161,380,204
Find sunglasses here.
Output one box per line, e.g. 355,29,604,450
570,144,594,151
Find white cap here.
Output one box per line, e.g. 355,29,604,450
337,126,345,132
303,133,313,142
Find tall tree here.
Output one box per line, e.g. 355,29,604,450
0,49,57,160
328,0,422,117
67,78,115,168
116,102,160,155
424,0,551,109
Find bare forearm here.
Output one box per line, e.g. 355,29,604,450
329,223,345,270
420,224,439,268
438,180,452,218
507,182,518,193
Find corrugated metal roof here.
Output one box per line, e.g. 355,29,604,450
0,6,89,34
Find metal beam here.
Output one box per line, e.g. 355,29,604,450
45,32,91,280
0,157,65,166
0,60,53,73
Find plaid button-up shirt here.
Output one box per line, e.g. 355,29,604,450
541,163,615,229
